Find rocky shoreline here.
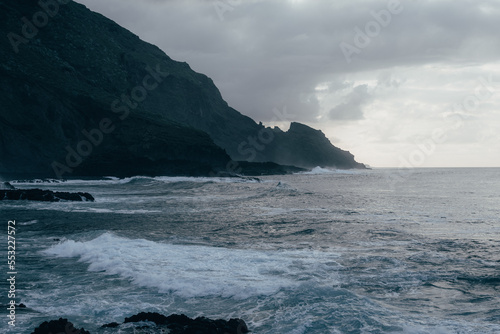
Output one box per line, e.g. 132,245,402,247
31,312,249,334
1,182,94,202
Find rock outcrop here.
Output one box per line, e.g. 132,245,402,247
31,312,249,334
120,312,249,334
31,318,90,334
263,122,366,169
1,189,95,202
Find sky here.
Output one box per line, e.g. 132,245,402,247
76,0,500,168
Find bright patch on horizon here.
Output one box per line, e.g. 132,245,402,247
315,83,329,91
288,0,305,6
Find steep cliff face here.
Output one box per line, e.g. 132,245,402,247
0,1,231,178
0,68,230,178
271,123,365,169
0,1,364,178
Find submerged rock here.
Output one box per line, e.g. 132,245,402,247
1,189,94,202
101,322,120,328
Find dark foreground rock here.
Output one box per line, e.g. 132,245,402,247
32,318,90,334
32,313,249,334
1,189,94,202
111,312,249,334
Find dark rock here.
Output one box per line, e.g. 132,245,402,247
101,322,120,328
124,312,169,325
269,122,367,169
31,318,90,334
237,161,306,176
1,189,94,202
1,182,15,190
121,312,249,334
35,313,249,334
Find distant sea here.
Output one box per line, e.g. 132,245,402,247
1,168,499,333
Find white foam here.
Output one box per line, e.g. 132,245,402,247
154,176,260,184
41,233,340,299
11,203,162,214
19,219,39,225
10,178,64,184
299,166,364,175
67,208,162,214
12,175,260,187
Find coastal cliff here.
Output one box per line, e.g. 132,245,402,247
0,1,364,178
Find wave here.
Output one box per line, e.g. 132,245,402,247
19,219,39,225
153,175,261,184
10,178,66,184
11,175,261,187
41,233,341,299
63,208,162,214
298,166,365,175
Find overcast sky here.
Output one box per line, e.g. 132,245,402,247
77,0,500,167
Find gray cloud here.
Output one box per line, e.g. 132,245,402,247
76,0,500,116
329,84,372,120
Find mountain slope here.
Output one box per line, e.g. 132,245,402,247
0,1,364,178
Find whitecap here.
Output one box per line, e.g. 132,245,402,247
19,219,39,225
41,233,341,300
298,166,365,175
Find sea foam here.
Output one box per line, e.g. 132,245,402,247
41,233,340,299
298,167,364,175
12,175,260,187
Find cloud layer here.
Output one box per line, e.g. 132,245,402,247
76,0,500,167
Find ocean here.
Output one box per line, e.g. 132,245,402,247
1,167,499,333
